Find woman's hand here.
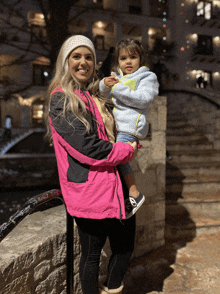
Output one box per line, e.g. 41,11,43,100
104,76,119,88
127,141,138,160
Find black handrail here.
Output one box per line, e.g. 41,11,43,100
0,189,74,294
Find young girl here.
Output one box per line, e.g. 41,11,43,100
99,38,159,219
46,35,138,294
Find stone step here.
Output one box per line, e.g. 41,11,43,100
166,174,220,186
166,158,220,178
166,140,213,151
166,149,220,163
166,190,220,216
167,114,187,121
165,190,220,240
167,119,192,127
166,134,209,143
166,180,220,194
166,164,220,178
166,127,197,136
165,216,220,240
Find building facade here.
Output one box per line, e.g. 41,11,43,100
0,0,220,128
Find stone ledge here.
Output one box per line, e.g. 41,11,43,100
0,205,68,293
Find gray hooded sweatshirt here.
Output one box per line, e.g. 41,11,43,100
99,66,159,139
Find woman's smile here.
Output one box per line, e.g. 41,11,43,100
68,46,94,85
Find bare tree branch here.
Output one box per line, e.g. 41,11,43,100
0,0,81,98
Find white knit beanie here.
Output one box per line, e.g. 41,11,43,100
62,35,96,66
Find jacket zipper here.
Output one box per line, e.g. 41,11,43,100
114,167,123,223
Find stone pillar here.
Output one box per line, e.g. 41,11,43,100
131,96,167,256
142,0,150,16
114,21,123,44
86,19,93,40
20,105,31,128
142,25,149,46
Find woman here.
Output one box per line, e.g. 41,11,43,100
46,35,138,294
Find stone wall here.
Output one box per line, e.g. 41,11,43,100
0,96,167,293
0,206,70,294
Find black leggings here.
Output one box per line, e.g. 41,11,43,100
75,216,136,294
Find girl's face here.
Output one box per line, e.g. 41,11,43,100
118,48,140,75
68,46,94,85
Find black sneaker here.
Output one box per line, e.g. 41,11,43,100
125,193,145,219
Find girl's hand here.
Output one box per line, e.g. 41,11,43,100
104,76,119,88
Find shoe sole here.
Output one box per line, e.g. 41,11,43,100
125,195,145,219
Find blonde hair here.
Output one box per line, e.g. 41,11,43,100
45,36,112,143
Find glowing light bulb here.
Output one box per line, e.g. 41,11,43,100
97,21,103,28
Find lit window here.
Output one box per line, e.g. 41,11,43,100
32,100,44,125
33,64,51,86
0,54,20,84
30,25,47,43
28,11,47,43
195,70,212,88
129,5,142,15
196,35,213,55
94,35,104,50
28,11,45,26
33,57,51,86
93,0,103,4
197,1,212,19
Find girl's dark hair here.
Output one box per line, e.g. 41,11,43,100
113,38,147,70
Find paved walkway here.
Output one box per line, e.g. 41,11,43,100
124,232,220,294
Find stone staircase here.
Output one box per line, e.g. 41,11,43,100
165,113,220,242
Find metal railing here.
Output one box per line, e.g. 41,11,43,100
0,189,74,294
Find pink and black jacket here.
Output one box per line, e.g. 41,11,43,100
49,87,134,220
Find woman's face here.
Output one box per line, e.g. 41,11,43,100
68,46,94,85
